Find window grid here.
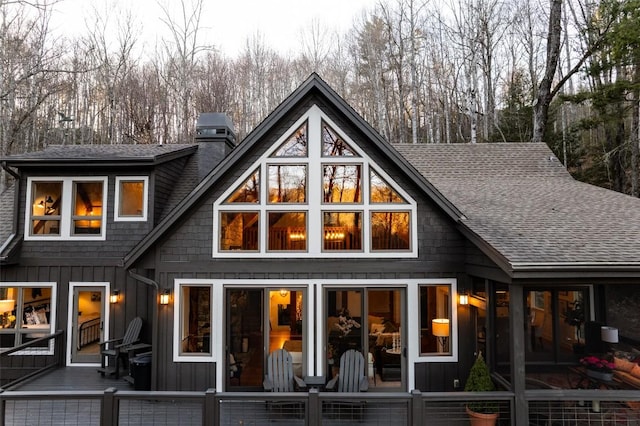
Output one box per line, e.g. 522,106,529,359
213,105,417,257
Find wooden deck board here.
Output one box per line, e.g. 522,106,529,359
9,366,132,391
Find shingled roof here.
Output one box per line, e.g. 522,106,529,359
3,144,196,165
394,142,640,274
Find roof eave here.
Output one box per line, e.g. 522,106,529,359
3,146,197,168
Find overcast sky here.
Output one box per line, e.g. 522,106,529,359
49,0,378,57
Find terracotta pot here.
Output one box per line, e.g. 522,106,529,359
466,406,498,426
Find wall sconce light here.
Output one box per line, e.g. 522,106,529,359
160,289,171,305
459,291,469,305
109,290,120,304
279,289,289,298
432,318,450,352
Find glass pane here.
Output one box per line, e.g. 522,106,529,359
419,285,451,355
272,122,308,157
225,169,260,203
0,288,17,329
21,287,52,343
371,212,410,250
323,212,362,251
119,180,145,216
73,181,103,234
370,170,405,203
228,289,264,389
180,286,211,354
322,121,358,157
559,290,587,360
30,181,62,235
219,212,259,251
495,288,511,370
268,212,307,251
327,289,363,380
323,165,362,203
268,165,307,203
368,289,402,388
268,289,305,378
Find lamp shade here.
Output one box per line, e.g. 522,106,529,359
432,318,450,337
0,299,15,314
601,326,619,343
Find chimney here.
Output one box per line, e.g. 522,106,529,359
195,113,236,179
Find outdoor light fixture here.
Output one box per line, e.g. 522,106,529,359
279,289,289,298
432,318,450,352
459,291,469,305
109,290,120,304
160,289,171,305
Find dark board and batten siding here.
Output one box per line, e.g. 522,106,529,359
0,265,152,358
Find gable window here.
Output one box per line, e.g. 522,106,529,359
26,177,107,240
114,176,148,221
0,283,55,353
213,105,417,257
174,280,214,362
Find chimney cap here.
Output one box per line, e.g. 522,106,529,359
196,113,234,131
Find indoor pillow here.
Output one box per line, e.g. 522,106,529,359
371,323,385,335
615,357,636,373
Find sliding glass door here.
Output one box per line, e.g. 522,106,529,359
326,287,405,390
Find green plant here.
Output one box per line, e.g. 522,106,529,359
464,352,498,414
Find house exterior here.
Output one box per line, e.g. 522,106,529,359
2,74,640,413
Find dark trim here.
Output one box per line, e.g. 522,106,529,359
123,74,463,269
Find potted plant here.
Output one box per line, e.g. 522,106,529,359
464,352,499,426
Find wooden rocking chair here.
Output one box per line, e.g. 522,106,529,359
97,317,143,379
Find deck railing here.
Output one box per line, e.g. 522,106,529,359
0,330,64,389
2,387,640,426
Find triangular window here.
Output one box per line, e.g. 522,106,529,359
272,122,308,157
224,169,260,203
321,121,358,157
370,169,406,203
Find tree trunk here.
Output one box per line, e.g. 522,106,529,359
532,0,562,142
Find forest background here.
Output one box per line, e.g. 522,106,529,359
1,0,639,196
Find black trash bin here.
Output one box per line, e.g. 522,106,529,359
131,353,152,391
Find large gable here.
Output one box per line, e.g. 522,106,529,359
395,142,640,273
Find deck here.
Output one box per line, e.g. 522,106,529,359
9,366,132,392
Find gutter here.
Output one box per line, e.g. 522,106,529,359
0,162,20,262
127,269,160,391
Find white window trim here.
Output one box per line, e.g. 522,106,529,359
66,282,110,367
0,282,57,355
114,176,149,222
412,279,459,363
213,105,418,258
208,278,456,392
173,279,215,363
24,176,108,241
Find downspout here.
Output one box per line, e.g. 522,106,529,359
128,269,160,391
0,162,20,261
